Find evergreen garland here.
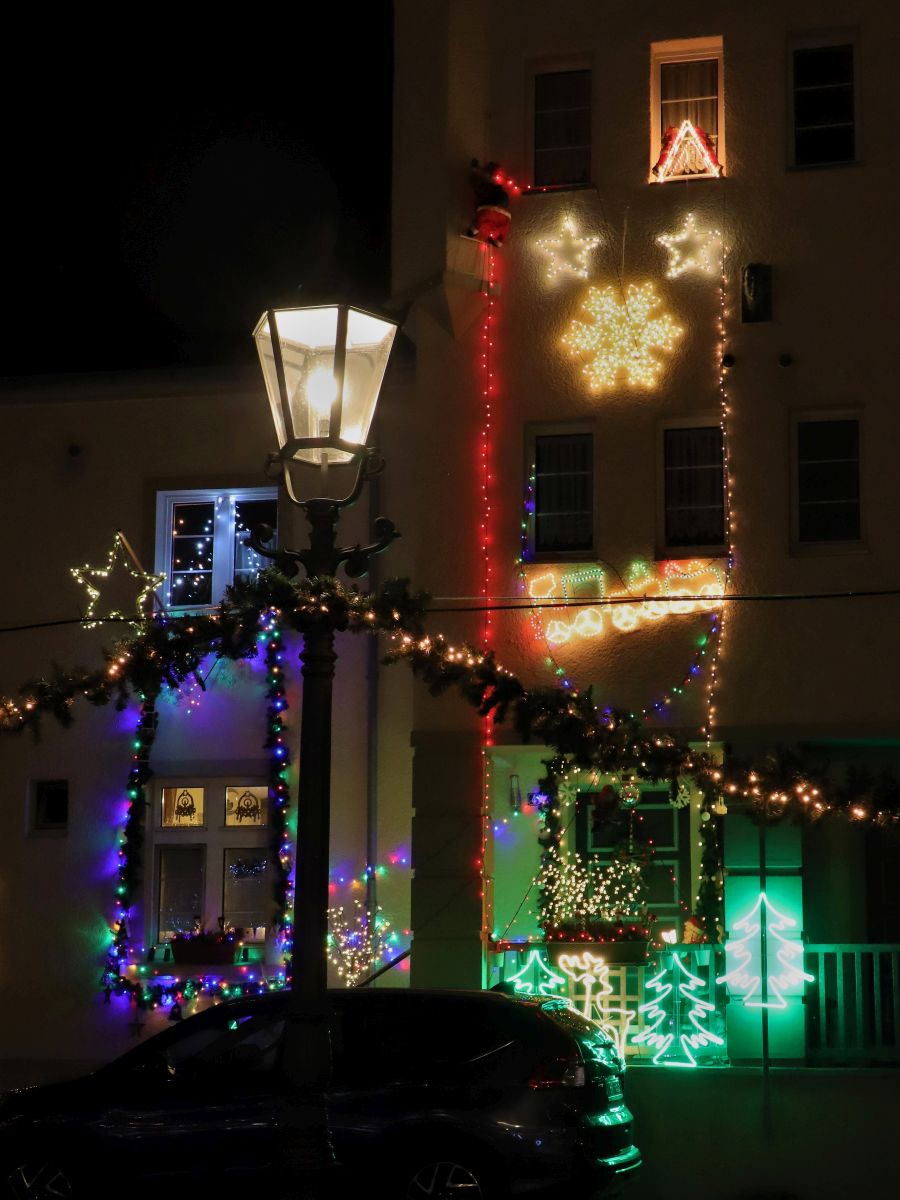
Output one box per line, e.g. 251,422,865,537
1,571,897,830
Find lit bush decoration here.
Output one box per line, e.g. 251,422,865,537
326,901,397,986
657,212,723,279
536,216,601,280
562,282,683,391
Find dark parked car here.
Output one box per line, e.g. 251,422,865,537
1,988,640,1198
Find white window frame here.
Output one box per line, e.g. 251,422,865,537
649,36,725,178
656,416,727,559
149,776,272,958
790,408,865,555
155,486,278,611
525,421,597,562
788,30,860,170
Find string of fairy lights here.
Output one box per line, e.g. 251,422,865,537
479,244,498,952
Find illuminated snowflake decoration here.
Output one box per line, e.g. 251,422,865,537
657,212,723,279
71,533,164,630
563,283,683,390
536,217,601,281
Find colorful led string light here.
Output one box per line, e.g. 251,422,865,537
261,611,294,982
101,691,159,1000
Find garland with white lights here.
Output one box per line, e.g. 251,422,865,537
2,574,898,830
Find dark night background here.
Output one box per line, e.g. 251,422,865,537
2,11,393,376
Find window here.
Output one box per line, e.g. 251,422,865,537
662,425,725,552
533,69,592,187
794,417,861,544
651,37,724,174
32,780,69,832
152,780,269,951
155,487,277,610
528,428,594,557
791,41,856,167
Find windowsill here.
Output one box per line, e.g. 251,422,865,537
787,158,861,172
650,171,724,184
790,539,868,557
521,182,597,197
656,546,727,562
528,549,597,565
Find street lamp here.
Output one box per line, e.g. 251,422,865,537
250,303,400,1187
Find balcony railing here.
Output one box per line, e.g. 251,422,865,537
805,944,900,1064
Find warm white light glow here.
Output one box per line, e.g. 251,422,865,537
657,212,723,279
536,217,601,280
652,119,722,183
562,282,682,390
527,560,725,646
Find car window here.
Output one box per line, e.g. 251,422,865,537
332,995,518,1087
165,1010,285,1076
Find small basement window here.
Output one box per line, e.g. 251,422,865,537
32,780,69,832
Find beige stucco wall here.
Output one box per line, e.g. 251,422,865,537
392,0,900,983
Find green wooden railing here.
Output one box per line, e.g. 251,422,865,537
805,944,900,1063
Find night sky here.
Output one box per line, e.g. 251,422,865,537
3,11,393,376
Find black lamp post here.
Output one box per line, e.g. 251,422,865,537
250,303,399,1189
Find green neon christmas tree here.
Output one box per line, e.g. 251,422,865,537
632,953,724,1067
717,892,814,1009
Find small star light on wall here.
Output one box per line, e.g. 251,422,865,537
536,217,601,281
563,282,683,390
71,532,164,629
657,212,723,279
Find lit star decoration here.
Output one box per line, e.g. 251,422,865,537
536,217,601,281
657,212,723,279
563,282,683,390
71,532,164,629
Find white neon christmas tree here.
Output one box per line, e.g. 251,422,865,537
632,953,724,1068
717,892,814,1009
507,949,566,996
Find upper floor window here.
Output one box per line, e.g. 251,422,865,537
533,69,592,188
662,425,726,553
528,427,594,558
651,37,724,179
155,487,277,610
794,417,861,544
791,40,857,167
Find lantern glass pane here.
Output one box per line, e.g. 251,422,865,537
254,306,397,466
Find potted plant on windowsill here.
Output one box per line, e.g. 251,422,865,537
169,925,240,966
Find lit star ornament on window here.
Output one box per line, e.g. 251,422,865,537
536,217,601,280
657,212,723,279
563,282,683,390
71,532,164,629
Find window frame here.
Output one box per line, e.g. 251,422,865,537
527,56,595,191
790,408,865,554
788,30,860,170
150,776,271,953
524,421,597,563
154,486,278,612
656,416,727,560
649,36,725,179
